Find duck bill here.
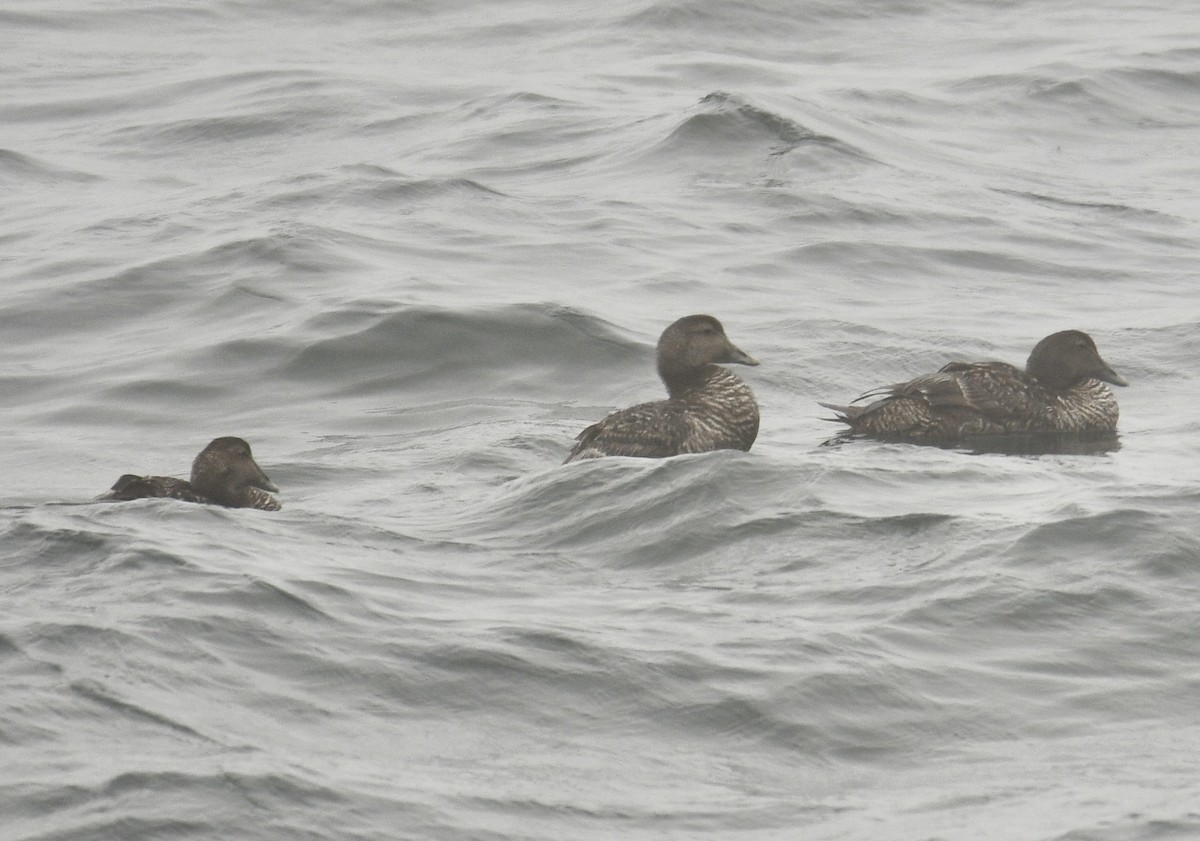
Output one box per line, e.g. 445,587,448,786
251,463,280,493
1098,363,1128,387
723,345,760,367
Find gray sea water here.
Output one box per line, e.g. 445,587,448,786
4,2,1200,839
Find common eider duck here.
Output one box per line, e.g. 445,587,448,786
565,314,761,462
103,437,282,510
820,330,1127,442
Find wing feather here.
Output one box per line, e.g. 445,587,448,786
565,400,690,462
880,362,1022,419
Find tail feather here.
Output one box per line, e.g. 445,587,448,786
817,401,865,424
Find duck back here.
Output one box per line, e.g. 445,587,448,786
822,359,1121,441
100,437,282,510
104,474,206,503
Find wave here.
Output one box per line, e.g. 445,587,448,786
271,303,644,402
646,91,874,169
0,150,100,185
458,452,982,570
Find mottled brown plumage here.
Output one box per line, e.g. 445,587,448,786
565,315,761,462
102,437,282,510
820,330,1127,443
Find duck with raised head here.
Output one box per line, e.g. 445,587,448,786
820,330,1127,443
102,437,282,510
565,314,761,462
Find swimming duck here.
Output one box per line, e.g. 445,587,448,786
103,437,282,510
565,314,761,462
820,330,1127,442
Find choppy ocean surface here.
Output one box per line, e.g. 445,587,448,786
4,1,1200,838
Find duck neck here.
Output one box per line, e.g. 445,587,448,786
659,363,715,399
192,477,230,506
1025,360,1072,392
